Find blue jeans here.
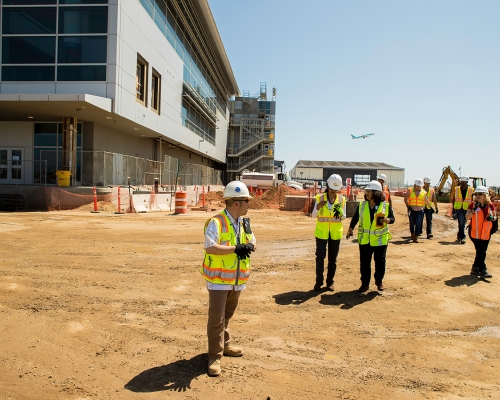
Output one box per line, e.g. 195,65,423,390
456,209,467,240
418,209,433,236
409,210,424,235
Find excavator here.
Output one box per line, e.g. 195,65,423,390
436,166,498,200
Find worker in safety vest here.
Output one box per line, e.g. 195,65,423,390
311,174,346,292
466,186,496,278
404,178,433,243
377,174,392,208
201,181,256,377
346,180,395,292
449,176,474,244
419,176,439,239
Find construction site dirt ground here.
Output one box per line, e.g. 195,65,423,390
1,198,499,400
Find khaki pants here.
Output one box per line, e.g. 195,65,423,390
207,289,241,359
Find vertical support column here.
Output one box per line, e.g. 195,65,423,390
62,117,77,186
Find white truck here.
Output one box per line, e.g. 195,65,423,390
240,171,303,190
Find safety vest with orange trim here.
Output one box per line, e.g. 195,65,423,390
314,193,346,240
469,205,493,241
454,186,473,210
200,212,253,285
408,188,427,207
424,187,435,209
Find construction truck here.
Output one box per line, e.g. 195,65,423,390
240,171,303,190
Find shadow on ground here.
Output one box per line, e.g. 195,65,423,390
125,353,206,393
445,275,490,287
319,290,381,309
273,290,323,305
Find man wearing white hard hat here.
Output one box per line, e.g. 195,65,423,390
404,179,433,243
449,176,474,244
420,176,439,239
311,174,346,291
376,174,392,208
346,180,395,292
201,181,256,376
465,186,496,278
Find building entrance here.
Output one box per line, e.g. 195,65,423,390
0,148,24,184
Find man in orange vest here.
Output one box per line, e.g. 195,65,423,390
404,178,433,243
377,174,392,208
202,181,256,376
449,176,474,244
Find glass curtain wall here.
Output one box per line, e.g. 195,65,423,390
1,1,108,82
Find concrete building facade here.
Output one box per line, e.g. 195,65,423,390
0,0,238,186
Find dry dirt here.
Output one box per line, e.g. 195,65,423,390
1,198,499,400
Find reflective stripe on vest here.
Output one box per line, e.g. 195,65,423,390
454,186,473,210
425,188,435,209
470,207,492,240
357,201,392,246
314,193,345,240
408,188,426,207
200,212,252,285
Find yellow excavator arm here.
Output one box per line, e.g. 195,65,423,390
436,166,460,197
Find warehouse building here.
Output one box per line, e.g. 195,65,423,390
0,0,238,187
290,160,405,189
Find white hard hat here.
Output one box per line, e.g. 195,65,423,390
377,174,387,182
423,176,431,183
327,174,343,190
474,185,489,194
414,178,424,186
223,181,252,199
460,176,469,182
365,180,382,191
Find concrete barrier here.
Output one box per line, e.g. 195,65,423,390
284,195,308,211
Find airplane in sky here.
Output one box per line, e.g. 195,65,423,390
351,133,375,139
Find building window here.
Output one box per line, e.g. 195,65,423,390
136,55,148,105
58,6,108,34
58,36,107,63
151,69,161,114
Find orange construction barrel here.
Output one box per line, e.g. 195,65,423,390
174,191,188,214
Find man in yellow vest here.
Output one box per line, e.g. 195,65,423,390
404,178,433,243
420,176,439,239
201,181,256,376
449,176,474,244
312,174,346,291
346,180,395,292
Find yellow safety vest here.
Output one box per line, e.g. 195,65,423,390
408,188,426,207
454,186,473,210
424,187,435,209
357,201,392,246
200,212,252,285
314,193,346,240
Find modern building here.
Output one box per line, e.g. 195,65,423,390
225,82,276,181
290,160,405,188
0,0,238,187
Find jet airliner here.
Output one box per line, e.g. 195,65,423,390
351,133,375,139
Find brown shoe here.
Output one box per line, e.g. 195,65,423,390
358,284,369,293
412,235,418,243
326,284,334,292
223,345,244,357
375,280,385,291
208,357,221,376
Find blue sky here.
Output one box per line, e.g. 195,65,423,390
209,0,500,187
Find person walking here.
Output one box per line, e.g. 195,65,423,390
404,178,433,243
377,174,392,208
346,180,395,292
466,186,497,278
421,176,439,239
450,176,474,244
201,181,256,377
311,174,346,291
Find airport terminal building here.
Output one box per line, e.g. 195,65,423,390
0,0,238,187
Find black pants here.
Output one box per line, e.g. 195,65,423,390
418,208,433,236
359,244,387,285
470,237,490,272
315,237,340,286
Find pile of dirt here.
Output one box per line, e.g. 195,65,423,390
250,185,307,210
74,201,118,213
199,190,225,207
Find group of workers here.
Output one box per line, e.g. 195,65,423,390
200,175,497,377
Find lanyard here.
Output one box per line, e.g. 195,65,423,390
225,210,240,244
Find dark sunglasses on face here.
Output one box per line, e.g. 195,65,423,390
475,193,484,196
237,199,249,203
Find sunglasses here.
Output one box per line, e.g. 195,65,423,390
475,193,484,196
236,199,249,203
